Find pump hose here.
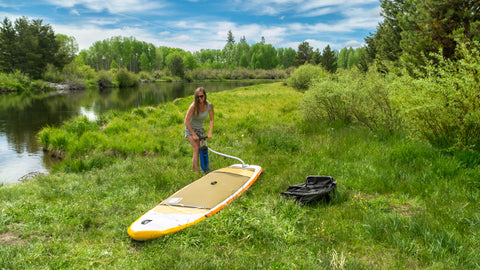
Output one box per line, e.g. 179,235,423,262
207,147,246,167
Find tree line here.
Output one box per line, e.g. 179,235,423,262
77,31,357,76
0,17,365,81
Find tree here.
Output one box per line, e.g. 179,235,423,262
183,52,198,70
139,52,151,72
237,36,250,68
400,0,480,66
337,48,348,69
357,47,371,73
296,41,313,65
0,18,16,73
223,30,236,68
0,17,59,78
278,47,297,68
369,0,480,69
371,0,404,62
167,53,184,78
320,45,337,73
311,49,321,65
346,47,356,68
55,34,79,69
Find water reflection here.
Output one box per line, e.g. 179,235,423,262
0,81,270,184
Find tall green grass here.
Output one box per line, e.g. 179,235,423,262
1,82,479,269
0,70,54,92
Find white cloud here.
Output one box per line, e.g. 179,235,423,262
70,9,80,16
88,18,120,26
305,39,335,51
45,0,165,13
342,40,364,48
52,23,154,50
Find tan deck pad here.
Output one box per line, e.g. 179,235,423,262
162,171,250,209
153,204,210,214
216,167,254,177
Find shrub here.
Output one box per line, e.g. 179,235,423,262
138,71,152,81
300,69,401,134
287,64,326,90
43,64,64,83
116,68,139,88
0,70,34,92
152,70,167,80
97,70,114,88
393,40,480,151
300,78,351,122
347,70,401,134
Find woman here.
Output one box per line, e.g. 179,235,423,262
184,87,214,173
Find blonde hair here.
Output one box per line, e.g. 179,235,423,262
193,87,207,116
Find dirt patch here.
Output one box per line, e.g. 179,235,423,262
0,231,27,246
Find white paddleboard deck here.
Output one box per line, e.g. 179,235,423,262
128,164,262,240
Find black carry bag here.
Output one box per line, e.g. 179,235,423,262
281,176,337,204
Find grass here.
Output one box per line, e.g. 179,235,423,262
1,82,480,269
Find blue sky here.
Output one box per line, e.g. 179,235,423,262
0,0,382,52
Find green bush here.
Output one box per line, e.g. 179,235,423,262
138,71,152,81
43,64,64,83
347,70,401,134
300,69,401,134
300,78,351,122
0,70,32,92
287,64,326,90
97,70,114,88
393,40,480,151
116,68,139,88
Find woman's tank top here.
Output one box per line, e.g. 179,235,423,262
189,101,210,129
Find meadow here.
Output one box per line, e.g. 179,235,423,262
1,82,479,269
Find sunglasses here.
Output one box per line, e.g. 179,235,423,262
198,95,204,98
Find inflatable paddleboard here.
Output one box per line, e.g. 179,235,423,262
128,164,262,240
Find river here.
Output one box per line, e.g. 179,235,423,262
0,81,269,185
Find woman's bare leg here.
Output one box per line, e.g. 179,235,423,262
187,136,200,172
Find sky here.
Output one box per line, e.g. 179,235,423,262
0,0,382,52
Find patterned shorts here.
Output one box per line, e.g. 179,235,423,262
185,126,204,138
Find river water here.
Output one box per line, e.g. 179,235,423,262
0,81,268,185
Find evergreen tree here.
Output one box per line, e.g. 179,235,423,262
320,45,337,73
369,0,480,68
0,17,59,78
296,41,313,65
0,18,16,73
311,49,321,65
223,30,236,68
372,0,403,62
400,0,480,66
357,47,370,73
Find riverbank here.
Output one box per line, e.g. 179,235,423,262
1,82,479,268
0,80,278,185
